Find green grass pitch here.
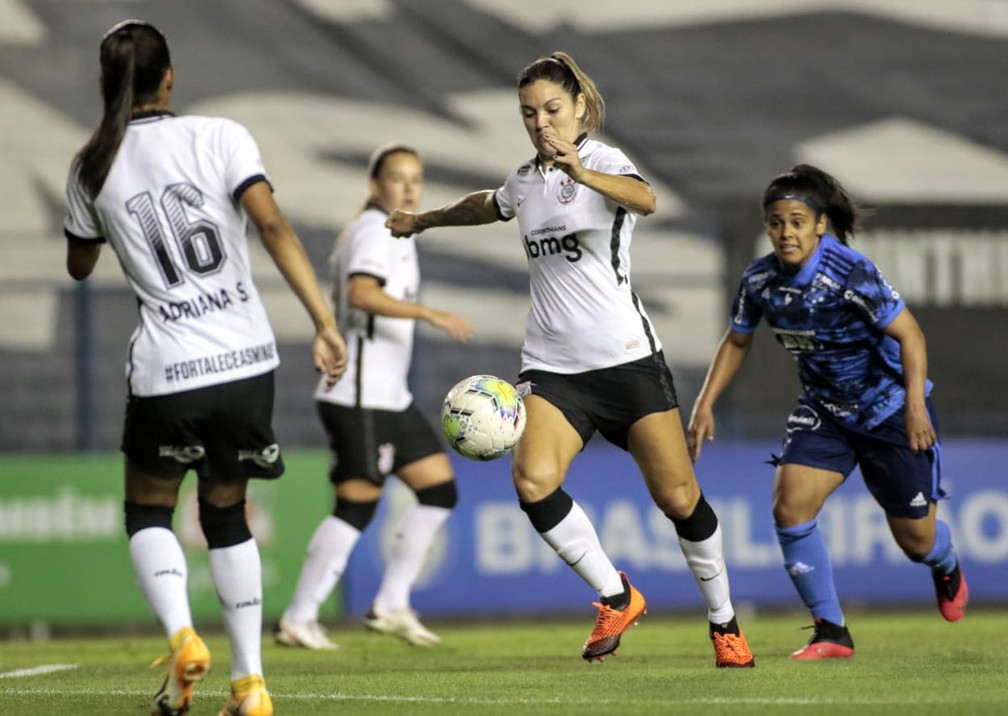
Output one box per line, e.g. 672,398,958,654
0,609,1005,715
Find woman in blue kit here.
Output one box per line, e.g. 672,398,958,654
688,164,968,659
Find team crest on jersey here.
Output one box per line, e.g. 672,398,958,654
557,177,578,205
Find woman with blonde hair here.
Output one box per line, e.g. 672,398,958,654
387,52,754,668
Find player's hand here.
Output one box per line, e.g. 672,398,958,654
429,310,473,342
542,128,583,178
314,326,348,389
905,402,937,453
386,209,421,238
687,405,715,463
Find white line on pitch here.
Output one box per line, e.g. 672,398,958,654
0,664,78,679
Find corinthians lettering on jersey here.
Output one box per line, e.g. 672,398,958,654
164,341,276,383
157,281,250,322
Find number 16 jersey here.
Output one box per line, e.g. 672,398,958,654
63,112,279,397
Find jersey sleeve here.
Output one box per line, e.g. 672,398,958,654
218,119,271,200
62,162,105,243
845,259,905,329
729,269,764,333
342,214,392,286
494,165,526,221
589,144,647,182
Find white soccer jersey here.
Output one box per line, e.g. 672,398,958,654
494,135,662,373
314,206,418,411
64,112,279,396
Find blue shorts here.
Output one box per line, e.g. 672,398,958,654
775,398,945,518
517,351,679,451
316,401,444,486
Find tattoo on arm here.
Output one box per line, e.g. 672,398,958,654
418,191,496,230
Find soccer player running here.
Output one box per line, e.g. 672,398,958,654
63,20,346,716
275,144,472,650
688,164,968,659
386,52,754,668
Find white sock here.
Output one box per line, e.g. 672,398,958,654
128,527,193,637
208,538,263,680
540,501,623,598
372,504,451,613
283,516,362,624
679,524,735,624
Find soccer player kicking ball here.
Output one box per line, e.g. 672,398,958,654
387,51,754,668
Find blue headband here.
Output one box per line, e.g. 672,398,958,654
765,193,822,214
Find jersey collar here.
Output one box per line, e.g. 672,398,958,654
364,199,388,216
787,233,833,285
130,110,175,123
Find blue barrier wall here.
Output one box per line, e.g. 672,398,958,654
345,439,1008,616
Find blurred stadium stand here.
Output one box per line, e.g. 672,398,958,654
1,0,1006,451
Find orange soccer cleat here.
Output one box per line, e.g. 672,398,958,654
710,621,755,668
581,572,647,662
218,674,274,716
150,626,211,715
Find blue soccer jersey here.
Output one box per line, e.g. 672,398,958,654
730,233,931,429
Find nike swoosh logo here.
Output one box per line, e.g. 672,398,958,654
699,572,722,582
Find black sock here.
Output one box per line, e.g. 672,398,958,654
709,616,739,636
600,574,630,610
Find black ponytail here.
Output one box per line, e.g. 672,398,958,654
75,20,170,198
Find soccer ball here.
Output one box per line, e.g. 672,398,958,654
440,375,527,461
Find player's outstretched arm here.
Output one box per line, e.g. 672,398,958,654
386,190,498,238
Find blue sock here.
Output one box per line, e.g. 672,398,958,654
776,519,844,626
921,520,957,575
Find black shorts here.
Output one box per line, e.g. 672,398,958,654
317,402,444,486
517,351,679,451
121,371,284,482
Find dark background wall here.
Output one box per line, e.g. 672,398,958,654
1,0,1006,451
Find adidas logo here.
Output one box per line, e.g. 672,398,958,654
909,492,928,508
787,561,815,576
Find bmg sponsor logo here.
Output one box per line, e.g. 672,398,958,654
523,231,582,263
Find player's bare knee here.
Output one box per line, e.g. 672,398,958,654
895,532,934,562
772,496,819,528
652,481,700,519
512,462,563,503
